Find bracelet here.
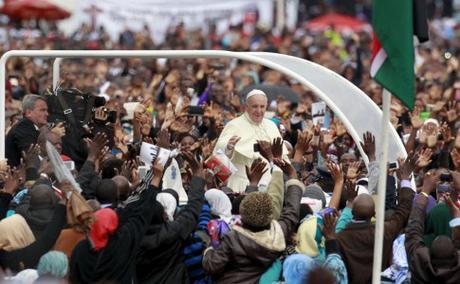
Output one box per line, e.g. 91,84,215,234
420,192,429,197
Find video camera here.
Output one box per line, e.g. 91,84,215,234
44,88,114,168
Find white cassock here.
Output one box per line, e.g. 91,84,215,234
214,112,287,193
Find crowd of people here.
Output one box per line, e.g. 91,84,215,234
0,7,460,284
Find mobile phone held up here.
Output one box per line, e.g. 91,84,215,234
388,161,399,171
188,106,204,116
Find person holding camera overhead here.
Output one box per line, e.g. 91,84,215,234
214,89,287,193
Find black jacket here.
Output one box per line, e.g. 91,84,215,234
5,118,39,167
136,177,205,284
0,192,13,220
69,185,160,284
0,204,66,272
15,196,55,240
76,160,100,200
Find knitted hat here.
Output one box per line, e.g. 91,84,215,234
303,184,327,209
239,192,273,228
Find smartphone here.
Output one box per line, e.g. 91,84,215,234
388,161,399,170
138,166,148,180
253,143,260,152
188,106,204,116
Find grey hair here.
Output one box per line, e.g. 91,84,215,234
22,94,46,113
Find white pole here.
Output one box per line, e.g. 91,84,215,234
372,88,391,284
276,0,285,31
53,58,63,90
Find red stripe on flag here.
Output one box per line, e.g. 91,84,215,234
371,32,382,62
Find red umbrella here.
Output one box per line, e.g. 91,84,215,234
0,0,74,20
305,13,371,33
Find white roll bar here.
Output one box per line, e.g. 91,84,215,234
1,50,406,164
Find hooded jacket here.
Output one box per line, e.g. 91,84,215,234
405,200,460,284
136,177,205,284
202,179,304,284
15,184,58,239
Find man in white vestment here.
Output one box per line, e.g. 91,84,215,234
214,89,286,193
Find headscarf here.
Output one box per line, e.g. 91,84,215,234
8,269,38,284
156,192,177,221
283,254,316,284
0,214,36,251
37,251,69,278
89,208,119,251
205,189,232,222
423,203,453,248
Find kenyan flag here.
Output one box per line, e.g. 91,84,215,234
370,0,429,110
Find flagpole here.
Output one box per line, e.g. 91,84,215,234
371,88,391,284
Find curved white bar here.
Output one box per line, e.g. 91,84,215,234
1,50,406,164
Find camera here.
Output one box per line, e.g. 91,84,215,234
104,108,118,123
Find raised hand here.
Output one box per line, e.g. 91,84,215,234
409,108,423,130
295,129,313,155
21,144,40,169
245,158,268,187
360,132,376,162
334,120,347,137
257,140,274,162
1,167,21,195
181,151,204,178
433,101,446,113
226,135,241,152
321,131,336,146
320,211,338,240
85,132,108,162
271,137,283,160
273,158,296,179
440,122,453,143
51,122,66,138
344,179,358,204
202,138,217,160
397,152,418,180
329,160,344,181
156,128,171,149
421,169,441,195
346,161,361,180
446,101,458,123
451,148,460,171
415,147,432,170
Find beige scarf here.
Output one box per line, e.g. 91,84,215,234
0,215,36,252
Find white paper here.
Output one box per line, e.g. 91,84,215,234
123,102,140,120
140,142,171,166
311,101,326,126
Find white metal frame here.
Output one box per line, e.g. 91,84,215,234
0,50,405,163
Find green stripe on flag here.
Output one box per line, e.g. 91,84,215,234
373,0,415,110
